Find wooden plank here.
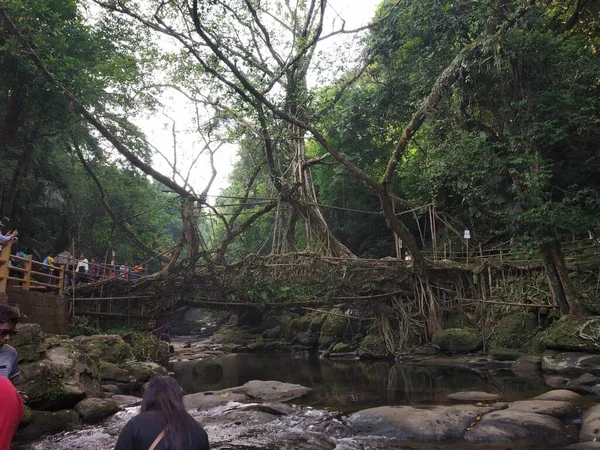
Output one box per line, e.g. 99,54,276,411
76,311,152,319
73,295,154,301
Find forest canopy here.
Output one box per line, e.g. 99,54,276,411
1,0,598,312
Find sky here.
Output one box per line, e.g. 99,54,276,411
134,0,381,200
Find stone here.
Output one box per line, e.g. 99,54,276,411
568,443,600,449
16,409,80,441
508,400,578,418
102,384,122,395
18,346,103,410
348,404,506,440
318,311,348,347
494,313,539,349
512,355,542,378
465,409,566,441
488,348,523,361
183,390,249,410
447,391,501,402
11,323,46,362
231,380,312,402
431,328,483,354
573,373,600,387
74,398,120,423
111,395,142,408
542,317,600,353
72,335,133,364
123,361,167,383
357,334,391,359
580,404,600,442
125,332,170,366
331,342,353,353
542,351,600,376
97,361,133,383
534,389,581,402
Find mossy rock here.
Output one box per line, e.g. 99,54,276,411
262,326,282,339
12,324,47,363
263,341,291,352
97,361,132,383
332,343,353,353
431,328,483,354
493,312,540,350
529,331,546,354
16,409,80,441
72,335,133,364
123,362,168,383
295,330,319,347
488,347,523,361
357,334,391,359
318,311,348,347
74,398,119,424
541,316,600,353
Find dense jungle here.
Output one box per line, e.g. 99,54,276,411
2,0,600,448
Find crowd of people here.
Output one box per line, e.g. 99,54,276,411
0,303,210,449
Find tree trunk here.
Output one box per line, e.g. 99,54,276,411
1,134,36,219
540,242,585,316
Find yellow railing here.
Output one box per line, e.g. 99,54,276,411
0,242,64,295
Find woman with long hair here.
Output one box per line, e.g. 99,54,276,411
115,376,209,450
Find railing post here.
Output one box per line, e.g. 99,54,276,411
23,255,33,291
0,242,11,293
58,264,65,296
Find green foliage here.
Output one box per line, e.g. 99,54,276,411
68,317,100,337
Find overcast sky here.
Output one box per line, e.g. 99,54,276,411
136,0,381,200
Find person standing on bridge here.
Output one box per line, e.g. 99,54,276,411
76,253,89,284
114,376,209,450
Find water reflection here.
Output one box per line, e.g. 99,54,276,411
171,354,549,412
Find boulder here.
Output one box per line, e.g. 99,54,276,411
183,390,249,410
447,391,501,402
488,348,523,361
465,409,566,441
508,400,578,418
102,384,122,395
18,346,103,410
493,313,539,350
542,351,600,376
431,328,483,354
111,395,142,408
72,335,133,364
332,343,353,353
580,404,600,442
542,317,600,353
232,380,312,402
512,355,542,378
348,404,506,440
11,323,46,362
318,311,348,348
16,409,80,441
357,334,391,359
97,361,133,383
122,361,167,383
74,398,119,423
534,389,581,402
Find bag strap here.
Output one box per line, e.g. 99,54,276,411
148,428,167,450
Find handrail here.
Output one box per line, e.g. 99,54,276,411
0,242,64,295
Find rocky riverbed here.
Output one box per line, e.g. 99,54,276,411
20,379,600,449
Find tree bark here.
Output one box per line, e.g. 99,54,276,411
540,242,585,316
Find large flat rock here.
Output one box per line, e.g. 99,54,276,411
465,409,565,442
230,380,312,402
447,391,501,402
184,390,248,410
580,404,600,442
534,389,581,402
508,400,578,418
348,404,506,440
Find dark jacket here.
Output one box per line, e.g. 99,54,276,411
114,411,209,450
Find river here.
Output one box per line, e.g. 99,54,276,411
24,352,582,449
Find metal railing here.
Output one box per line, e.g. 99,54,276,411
0,242,65,295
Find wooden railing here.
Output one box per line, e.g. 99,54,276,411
0,242,64,295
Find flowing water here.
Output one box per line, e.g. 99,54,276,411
25,353,583,449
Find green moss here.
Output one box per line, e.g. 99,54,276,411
126,332,169,365
494,313,540,349
529,331,546,354
332,343,353,353
21,406,33,426
318,311,348,347
357,334,391,359
432,328,483,354
541,316,600,353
